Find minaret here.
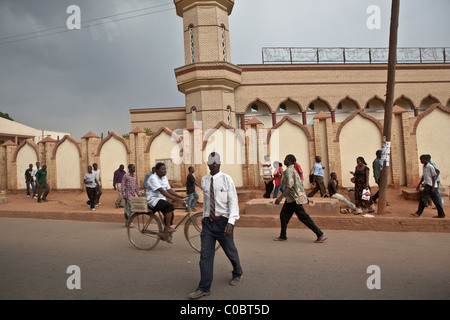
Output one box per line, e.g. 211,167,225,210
174,0,242,130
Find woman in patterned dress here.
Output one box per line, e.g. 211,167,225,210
350,156,375,214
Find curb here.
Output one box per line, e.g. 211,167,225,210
1,209,449,233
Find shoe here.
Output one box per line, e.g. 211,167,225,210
188,290,211,299
315,235,327,243
433,215,445,218
91,208,96,211
273,237,287,242
410,213,420,217
230,275,242,286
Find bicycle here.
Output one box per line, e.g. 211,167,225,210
126,197,220,253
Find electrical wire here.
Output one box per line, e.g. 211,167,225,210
0,2,174,46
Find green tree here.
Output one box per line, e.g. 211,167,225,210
0,112,13,121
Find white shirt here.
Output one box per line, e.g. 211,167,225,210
93,170,101,186
422,163,438,188
84,172,97,188
32,167,38,181
201,171,239,225
146,174,171,207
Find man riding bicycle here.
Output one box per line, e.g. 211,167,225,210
146,162,186,233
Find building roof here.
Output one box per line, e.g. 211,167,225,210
0,117,69,142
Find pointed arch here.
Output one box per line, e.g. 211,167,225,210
278,97,302,112
394,94,415,110
307,97,332,112
268,116,313,144
336,95,361,110
96,132,130,156
334,110,382,142
13,139,39,163
51,135,81,160
411,103,450,135
202,121,245,151
245,98,273,113
145,127,181,154
419,94,440,110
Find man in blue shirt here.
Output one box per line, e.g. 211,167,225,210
307,156,326,197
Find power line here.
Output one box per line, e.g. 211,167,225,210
0,2,174,46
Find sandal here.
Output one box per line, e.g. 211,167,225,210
273,237,287,242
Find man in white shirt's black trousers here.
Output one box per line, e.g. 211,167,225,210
189,152,243,299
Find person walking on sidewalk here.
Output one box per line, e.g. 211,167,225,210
189,152,243,300
411,154,445,218
35,165,49,203
84,165,98,211
25,164,35,198
307,156,326,197
92,163,102,206
113,164,126,208
274,154,326,243
121,164,140,224
186,166,201,212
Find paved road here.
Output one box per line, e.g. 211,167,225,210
0,217,449,301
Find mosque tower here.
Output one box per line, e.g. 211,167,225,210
174,0,242,130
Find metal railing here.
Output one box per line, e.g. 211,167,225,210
262,47,449,64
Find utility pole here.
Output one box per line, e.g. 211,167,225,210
378,0,400,214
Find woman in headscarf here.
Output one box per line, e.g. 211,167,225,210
350,156,375,214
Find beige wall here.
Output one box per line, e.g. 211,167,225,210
416,108,450,186
16,144,38,189
339,114,382,188
55,140,81,189
99,138,128,188
149,130,182,182
272,119,311,188
204,126,244,187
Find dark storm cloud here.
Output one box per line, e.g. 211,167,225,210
0,0,184,139
0,0,449,139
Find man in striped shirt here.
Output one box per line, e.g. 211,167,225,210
121,164,140,222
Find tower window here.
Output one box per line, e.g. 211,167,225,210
280,103,286,112
251,104,259,113
221,25,226,61
227,106,231,125
308,103,315,111
189,25,195,63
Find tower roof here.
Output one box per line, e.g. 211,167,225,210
174,0,235,17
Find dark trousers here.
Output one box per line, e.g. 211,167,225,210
37,182,49,200
197,217,243,292
263,181,274,198
86,187,98,209
279,201,323,240
307,176,326,197
416,185,445,217
95,185,102,204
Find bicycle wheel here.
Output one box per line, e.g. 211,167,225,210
184,212,220,253
127,212,162,250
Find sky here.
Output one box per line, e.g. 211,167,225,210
0,0,449,140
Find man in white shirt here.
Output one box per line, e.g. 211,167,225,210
84,166,98,211
92,163,102,206
411,154,445,218
146,162,185,232
189,152,243,299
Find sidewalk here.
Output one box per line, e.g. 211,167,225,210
0,188,448,233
